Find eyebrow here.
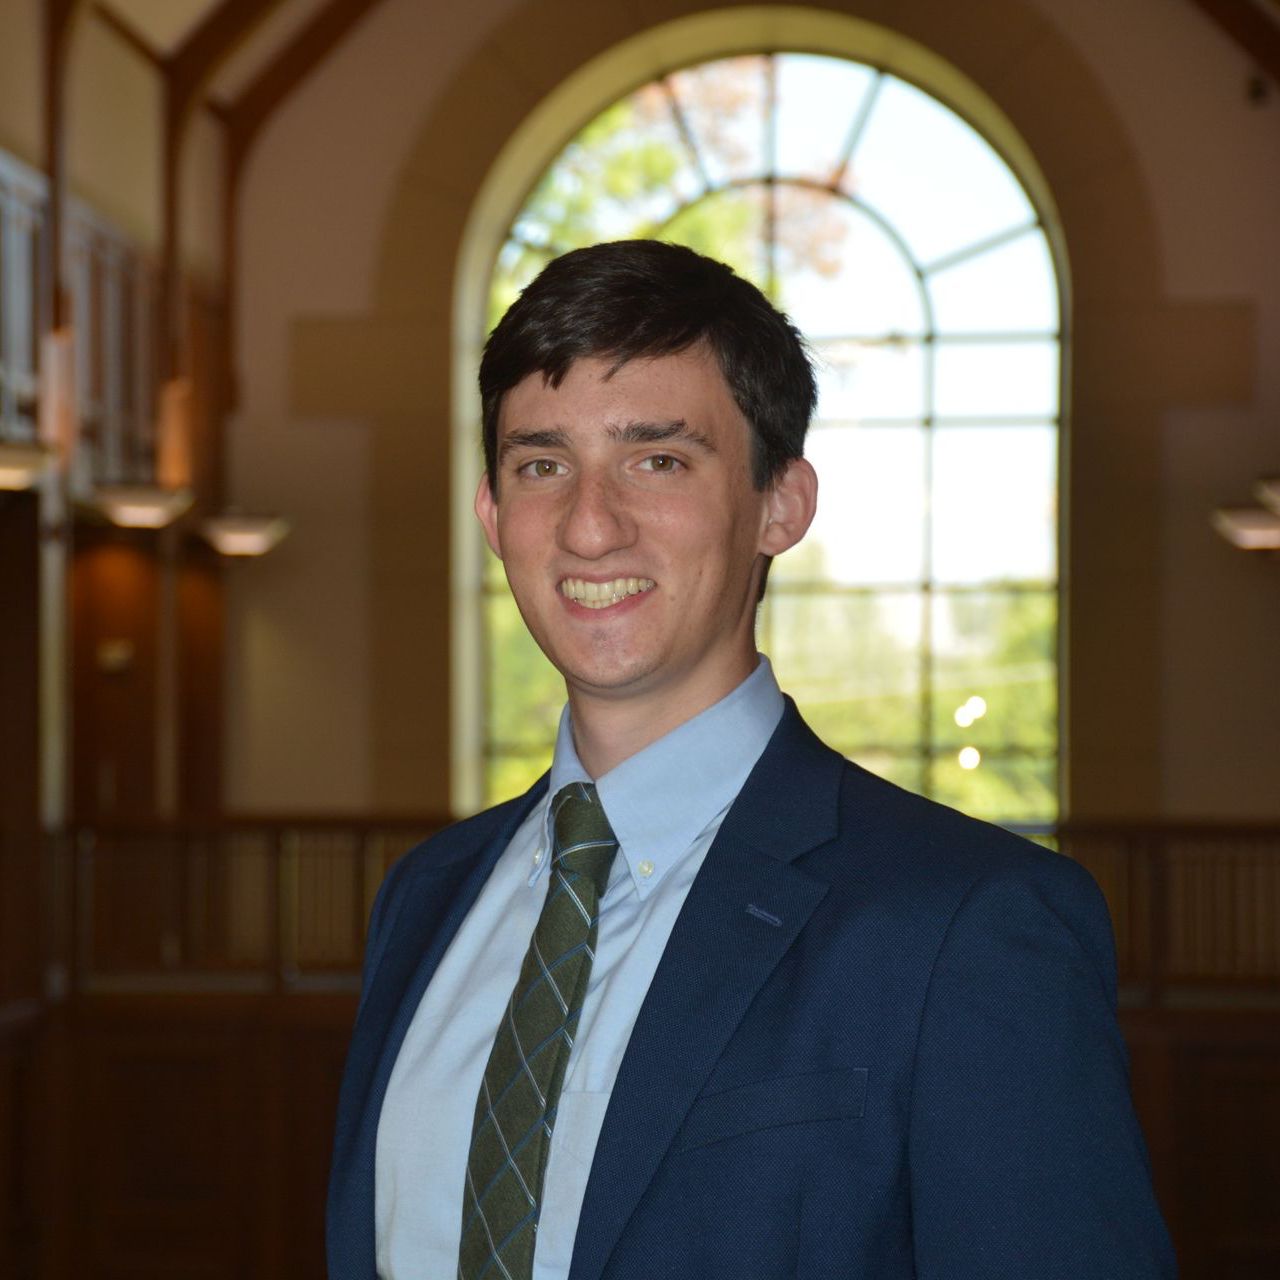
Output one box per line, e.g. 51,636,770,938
498,428,569,460
498,419,717,462
608,419,717,453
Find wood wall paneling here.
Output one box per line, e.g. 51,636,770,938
0,1016,42,1280
71,527,160,820
0,492,45,1279
1174,1040,1280,1274
68,995,354,1278
177,542,223,817
76,1021,252,1275
274,1020,351,1276
1123,1011,1280,1277
0,492,42,994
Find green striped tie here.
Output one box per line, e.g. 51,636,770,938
459,781,619,1280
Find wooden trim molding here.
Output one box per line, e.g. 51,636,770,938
43,0,89,329
160,0,289,377
1189,0,1280,87
218,0,392,409
223,0,391,167
91,3,162,67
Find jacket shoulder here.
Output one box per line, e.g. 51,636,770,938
819,754,1106,934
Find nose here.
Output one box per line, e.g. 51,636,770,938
557,469,636,560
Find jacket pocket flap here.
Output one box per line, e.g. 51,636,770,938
674,1067,868,1153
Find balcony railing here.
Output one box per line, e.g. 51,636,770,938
61,817,442,995
56,818,1280,1002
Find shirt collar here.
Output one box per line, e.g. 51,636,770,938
536,656,785,898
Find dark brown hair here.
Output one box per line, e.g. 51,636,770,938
479,240,816,492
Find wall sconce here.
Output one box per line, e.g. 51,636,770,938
1213,473,1280,552
1212,506,1280,551
199,513,289,557
0,442,52,490
90,484,194,529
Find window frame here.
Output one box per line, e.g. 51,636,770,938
450,10,1069,819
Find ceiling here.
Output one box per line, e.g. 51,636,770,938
97,0,335,108
94,0,1280,120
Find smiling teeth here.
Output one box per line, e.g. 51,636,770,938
560,577,655,609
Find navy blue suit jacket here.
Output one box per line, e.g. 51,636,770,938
327,701,1176,1278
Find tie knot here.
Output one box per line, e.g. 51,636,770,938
552,782,618,898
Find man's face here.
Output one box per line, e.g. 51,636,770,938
476,347,807,718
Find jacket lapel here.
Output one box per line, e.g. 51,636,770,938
568,703,843,1280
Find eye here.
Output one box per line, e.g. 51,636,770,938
519,458,565,478
641,454,682,473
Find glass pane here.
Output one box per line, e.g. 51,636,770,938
487,752,551,806
769,591,924,748
931,427,1057,583
927,230,1059,335
812,336,926,421
931,751,1058,824
846,76,1035,265
667,56,769,186
776,425,925,585
777,200,925,339
623,80,714,223
662,185,768,289
486,594,562,750
931,590,1057,751
844,750,924,793
511,90,705,256
933,340,1059,419
484,545,506,590
774,55,877,182
490,240,553,332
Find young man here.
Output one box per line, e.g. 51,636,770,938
327,241,1176,1280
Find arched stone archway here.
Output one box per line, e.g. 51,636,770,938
354,0,1240,817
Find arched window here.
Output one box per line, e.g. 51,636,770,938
478,50,1061,827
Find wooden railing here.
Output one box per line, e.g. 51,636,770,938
58,818,1280,1002
61,817,445,994
1058,823,1280,1000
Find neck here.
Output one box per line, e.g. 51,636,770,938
567,655,759,778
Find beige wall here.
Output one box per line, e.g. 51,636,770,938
0,0,42,167
227,0,1280,818
66,13,163,250
1049,0,1280,816
227,0,523,813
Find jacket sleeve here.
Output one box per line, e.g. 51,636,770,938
907,859,1178,1278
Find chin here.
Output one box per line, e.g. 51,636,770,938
558,652,663,698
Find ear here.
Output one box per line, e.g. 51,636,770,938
474,473,503,559
759,457,818,556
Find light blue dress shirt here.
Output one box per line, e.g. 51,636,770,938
374,657,784,1280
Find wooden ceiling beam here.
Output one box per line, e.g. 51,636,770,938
167,0,289,132
44,0,91,327
92,2,162,67
223,0,390,170
1190,0,1280,89
216,0,391,410
160,0,288,376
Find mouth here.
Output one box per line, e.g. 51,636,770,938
559,576,655,610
